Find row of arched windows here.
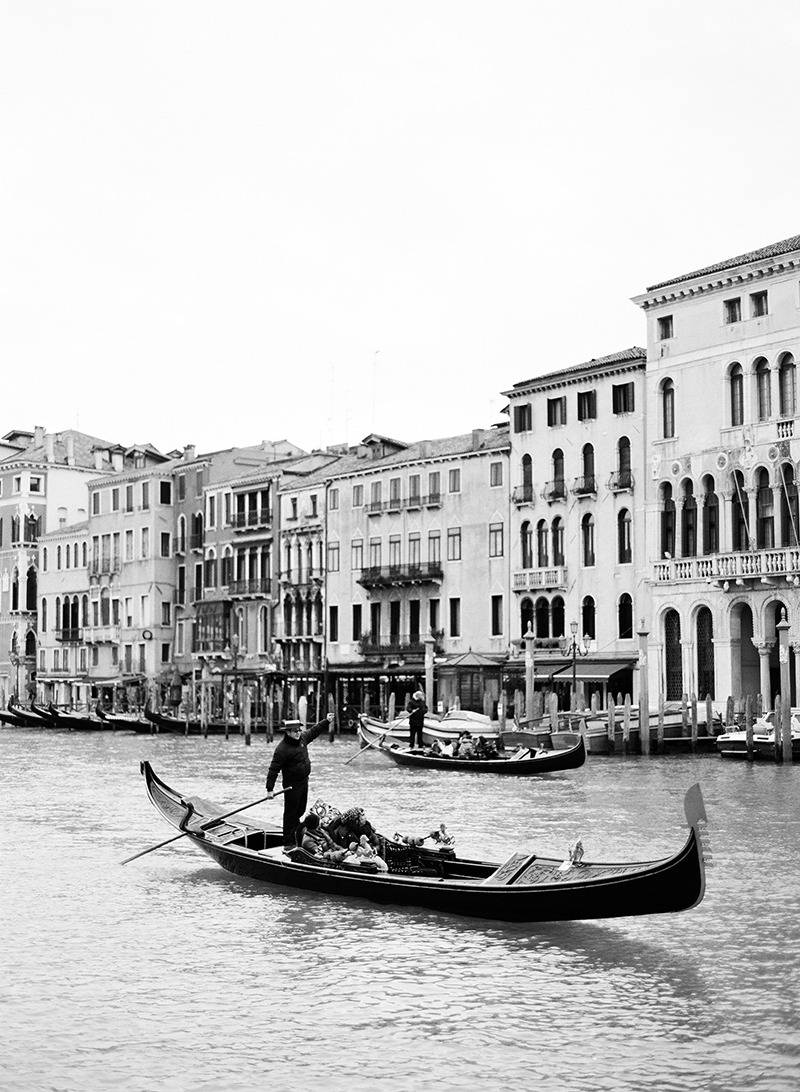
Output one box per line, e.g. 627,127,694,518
520,593,634,642
663,606,715,700
519,438,632,500
521,509,632,568
661,464,799,557
42,541,87,572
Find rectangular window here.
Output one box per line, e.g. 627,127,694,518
207,495,216,528
352,484,364,507
139,644,146,673
490,462,503,487
447,527,462,561
370,481,382,509
310,494,318,517
161,601,172,626
724,297,741,324
429,598,440,634
140,594,150,626
388,478,401,507
177,475,186,501
224,492,231,525
547,396,567,427
428,530,441,564
352,604,362,641
491,594,503,636
408,533,421,567
369,538,381,568
29,476,43,493
112,533,121,569
514,403,532,432
161,642,171,664
751,291,768,318
489,522,504,557
408,474,421,504
657,315,673,340
389,535,401,568
612,382,635,414
160,532,171,558
125,529,133,561
111,487,120,512
327,542,340,572
176,620,185,655
141,482,150,511
92,491,100,515
448,468,461,493
351,539,363,571
123,644,133,673
195,470,203,497
329,488,339,510
329,605,339,643
449,597,461,637
577,390,596,421
125,484,134,513
160,481,172,504
428,471,441,502
141,527,150,559
79,647,87,672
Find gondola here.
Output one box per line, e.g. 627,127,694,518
96,707,152,732
47,703,105,730
357,719,586,774
143,704,240,735
137,762,709,923
358,711,503,749
7,699,52,728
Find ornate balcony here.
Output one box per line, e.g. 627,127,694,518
55,627,83,643
542,480,567,503
357,562,443,589
232,508,273,530
572,475,597,497
653,546,800,585
607,471,634,493
228,578,277,598
512,485,535,506
512,566,568,592
358,632,426,657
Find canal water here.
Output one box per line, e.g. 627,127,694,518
2,727,798,1092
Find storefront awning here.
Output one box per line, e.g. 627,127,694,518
537,659,635,682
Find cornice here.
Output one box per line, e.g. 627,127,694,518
633,257,800,311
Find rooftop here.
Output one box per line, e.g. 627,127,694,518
508,347,646,392
647,234,800,291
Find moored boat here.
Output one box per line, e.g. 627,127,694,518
96,707,151,732
357,718,586,774
358,710,500,749
47,703,104,730
137,762,709,923
7,699,52,728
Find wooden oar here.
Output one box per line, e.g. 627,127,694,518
344,725,394,765
121,786,292,865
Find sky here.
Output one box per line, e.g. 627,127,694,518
3,1,800,458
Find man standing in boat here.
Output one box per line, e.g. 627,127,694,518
266,714,335,850
406,690,427,750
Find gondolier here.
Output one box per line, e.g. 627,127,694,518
266,714,334,849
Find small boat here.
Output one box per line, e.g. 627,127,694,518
96,707,151,732
47,703,104,731
358,710,501,749
7,699,52,728
715,712,800,759
357,719,586,774
138,762,709,923
144,704,242,736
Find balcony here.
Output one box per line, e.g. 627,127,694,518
232,508,273,531
83,625,120,643
357,562,444,588
89,560,121,577
778,419,794,439
280,568,324,588
189,534,204,551
607,471,634,493
172,537,187,555
55,627,83,643
542,480,567,504
512,566,568,592
358,632,426,657
653,546,800,585
572,475,597,497
512,485,535,506
229,578,276,598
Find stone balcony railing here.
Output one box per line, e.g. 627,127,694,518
512,566,568,591
653,547,800,585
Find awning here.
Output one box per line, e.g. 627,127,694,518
537,659,635,682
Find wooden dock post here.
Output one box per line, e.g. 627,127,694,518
691,694,698,752
607,695,616,753
266,682,274,743
637,622,650,756
549,692,559,734
777,609,791,763
657,694,665,753
622,695,631,754
725,694,735,728
706,694,714,742
244,686,252,747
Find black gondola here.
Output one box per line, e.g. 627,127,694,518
137,762,709,924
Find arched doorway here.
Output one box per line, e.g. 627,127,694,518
696,607,715,700
664,609,683,700
731,602,759,701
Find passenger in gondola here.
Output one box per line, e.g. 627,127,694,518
326,806,382,853
406,689,428,749
458,732,476,759
296,812,349,863
353,834,389,871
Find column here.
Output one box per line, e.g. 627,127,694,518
755,641,772,705
637,623,650,755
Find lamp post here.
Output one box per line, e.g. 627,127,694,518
563,620,590,711
10,650,20,700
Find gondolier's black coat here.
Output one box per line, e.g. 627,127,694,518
266,718,330,845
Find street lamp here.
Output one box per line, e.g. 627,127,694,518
9,649,20,700
563,620,590,704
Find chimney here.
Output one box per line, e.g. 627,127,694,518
472,429,482,450
184,444,196,462
112,452,123,472
94,449,104,471
65,434,75,466
34,425,45,447
45,434,55,462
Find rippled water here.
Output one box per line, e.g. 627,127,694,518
2,727,799,1092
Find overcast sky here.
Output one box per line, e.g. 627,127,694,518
3,1,800,457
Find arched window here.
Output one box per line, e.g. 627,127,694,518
520,597,534,638
283,596,293,637
259,605,270,652
696,607,715,700
26,567,36,611
55,596,61,631
618,508,632,564
780,463,800,547
582,596,596,641
661,483,675,558
662,378,675,438
42,547,48,572
520,521,533,569
535,596,550,638
731,470,750,551
664,609,683,700
729,363,744,426
551,596,565,638
82,595,89,626
617,436,631,488
82,542,87,567
536,520,549,568
521,454,533,502
204,549,217,588
56,545,62,570
100,588,111,627
551,517,564,566
755,357,771,421
581,513,595,566
756,467,774,549
702,476,719,555
11,567,19,611
779,353,796,417
41,597,47,632
552,449,564,495
177,515,187,553
581,443,595,491
618,593,633,639
681,481,697,557
25,632,36,658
